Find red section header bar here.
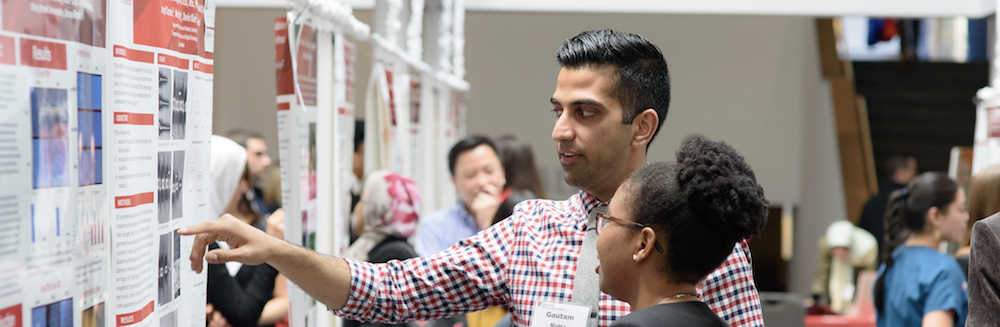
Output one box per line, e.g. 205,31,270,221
157,53,188,70
20,38,66,70
112,45,154,64
0,36,15,65
0,304,22,327
113,112,154,126
115,192,154,209
277,102,290,111
116,301,154,326
193,61,212,74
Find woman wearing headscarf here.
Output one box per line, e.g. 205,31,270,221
206,135,288,327
345,170,421,265
343,170,425,327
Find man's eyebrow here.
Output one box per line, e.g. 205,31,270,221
550,98,604,108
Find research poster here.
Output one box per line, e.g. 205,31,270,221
0,0,108,323
0,0,214,323
277,17,355,327
276,18,322,327
332,35,355,257
364,62,413,178
106,0,214,324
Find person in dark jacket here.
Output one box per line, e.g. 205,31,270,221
967,213,1000,325
857,154,917,263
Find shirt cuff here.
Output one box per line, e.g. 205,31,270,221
329,258,374,321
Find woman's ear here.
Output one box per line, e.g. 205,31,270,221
926,206,944,230
633,227,659,263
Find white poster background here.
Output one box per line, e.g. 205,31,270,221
0,56,30,325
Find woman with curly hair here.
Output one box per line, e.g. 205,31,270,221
874,172,969,327
595,135,768,326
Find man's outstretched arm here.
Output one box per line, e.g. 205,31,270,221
180,214,353,310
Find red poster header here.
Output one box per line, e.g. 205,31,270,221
133,0,205,56
116,301,153,326
193,60,212,74
0,36,14,65
113,112,154,125
157,53,188,70
113,45,154,63
0,304,21,327
3,0,106,48
20,38,66,70
115,192,154,209
275,17,294,97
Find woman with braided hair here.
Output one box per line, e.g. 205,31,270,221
873,172,969,327
594,135,768,327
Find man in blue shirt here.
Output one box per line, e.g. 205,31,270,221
413,135,506,256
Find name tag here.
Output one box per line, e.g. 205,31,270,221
529,302,591,327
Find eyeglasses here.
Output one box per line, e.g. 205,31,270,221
596,211,647,235
595,212,664,253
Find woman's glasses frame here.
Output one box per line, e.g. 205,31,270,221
595,211,664,253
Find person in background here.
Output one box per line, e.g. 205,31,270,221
596,136,767,327
205,135,289,327
182,29,765,327
482,135,544,327
874,172,968,327
352,121,365,208
858,154,917,264
342,170,459,327
225,128,279,217
350,120,365,244
810,220,878,313
966,213,1000,325
413,135,505,256
345,170,421,266
262,163,282,210
954,164,1000,276
491,134,547,225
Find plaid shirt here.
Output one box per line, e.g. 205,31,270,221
334,191,764,327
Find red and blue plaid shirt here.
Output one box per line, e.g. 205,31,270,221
334,191,764,327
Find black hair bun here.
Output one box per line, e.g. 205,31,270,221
675,135,768,242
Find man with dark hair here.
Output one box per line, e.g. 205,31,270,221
413,135,506,256
224,127,278,216
184,29,763,327
858,154,918,263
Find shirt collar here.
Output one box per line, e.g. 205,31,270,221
456,203,478,229
578,191,609,214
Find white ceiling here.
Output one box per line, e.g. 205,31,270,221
217,0,996,18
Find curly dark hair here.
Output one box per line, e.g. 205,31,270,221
626,135,768,284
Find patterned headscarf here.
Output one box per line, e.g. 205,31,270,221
345,170,422,261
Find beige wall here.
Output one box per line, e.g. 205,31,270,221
212,8,373,159
213,9,846,296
